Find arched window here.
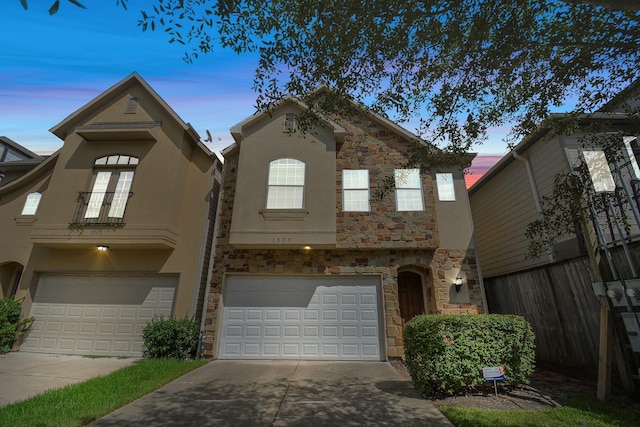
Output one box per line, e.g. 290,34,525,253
266,158,305,209
85,155,138,220
21,192,41,215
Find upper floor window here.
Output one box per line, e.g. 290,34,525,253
266,158,305,209
436,173,456,201
624,136,640,179
394,169,424,211
583,150,615,192
84,155,138,220
343,169,370,212
21,192,41,215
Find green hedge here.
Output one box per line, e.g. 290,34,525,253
142,316,200,359
403,314,535,396
0,298,34,354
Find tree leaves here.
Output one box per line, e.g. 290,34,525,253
134,0,640,158
19,0,92,14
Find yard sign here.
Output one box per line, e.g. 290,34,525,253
482,366,505,396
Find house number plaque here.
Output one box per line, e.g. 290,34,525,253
272,237,292,243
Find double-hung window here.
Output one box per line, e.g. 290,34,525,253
394,168,424,211
85,155,138,220
266,158,305,209
343,169,370,212
436,173,456,201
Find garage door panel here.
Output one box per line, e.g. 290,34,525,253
63,322,79,333
46,321,62,332
23,275,177,357
247,309,262,320
220,276,382,360
246,325,261,337
303,326,319,338
341,310,357,320
244,343,260,355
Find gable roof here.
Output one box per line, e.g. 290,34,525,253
311,85,430,145
228,95,347,146
49,72,212,156
468,112,632,195
0,136,41,161
0,150,58,194
226,86,438,155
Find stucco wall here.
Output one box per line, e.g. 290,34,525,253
206,109,485,358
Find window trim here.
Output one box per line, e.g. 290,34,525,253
21,192,42,215
343,169,370,212
80,155,138,223
265,158,306,209
394,168,424,211
436,173,456,202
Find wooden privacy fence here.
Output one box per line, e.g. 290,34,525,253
484,257,601,373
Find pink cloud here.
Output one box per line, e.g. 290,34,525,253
465,155,504,188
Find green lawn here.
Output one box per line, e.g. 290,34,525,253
440,394,639,427
0,358,206,427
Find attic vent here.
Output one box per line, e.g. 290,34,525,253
283,113,298,133
125,97,139,114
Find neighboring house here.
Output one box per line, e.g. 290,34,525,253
468,84,640,374
0,73,222,357
204,90,487,360
0,136,44,186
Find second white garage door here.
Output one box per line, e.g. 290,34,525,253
219,275,383,360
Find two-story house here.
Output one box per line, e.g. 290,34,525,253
204,90,486,360
0,136,43,187
468,82,640,380
0,73,222,357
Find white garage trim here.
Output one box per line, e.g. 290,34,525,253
218,275,384,360
22,274,177,357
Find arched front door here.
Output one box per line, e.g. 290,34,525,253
398,271,425,324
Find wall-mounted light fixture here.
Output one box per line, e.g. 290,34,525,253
97,245,109,251
303,245,312,250
454,274,464,293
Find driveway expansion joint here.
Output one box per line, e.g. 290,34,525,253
270,360,300,426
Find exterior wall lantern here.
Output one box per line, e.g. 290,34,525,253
454,274,464,293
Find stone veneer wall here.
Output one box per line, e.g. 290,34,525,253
335,111,439,249
203,247,484,358
204,113,485,359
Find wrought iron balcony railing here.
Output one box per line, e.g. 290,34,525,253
70,191,132,228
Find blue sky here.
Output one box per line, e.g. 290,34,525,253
0,1,509,181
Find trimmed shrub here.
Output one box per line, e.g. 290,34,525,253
142,315,200,359
403,314,535,396
0,298,34,354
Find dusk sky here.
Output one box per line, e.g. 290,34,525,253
1,1,513,186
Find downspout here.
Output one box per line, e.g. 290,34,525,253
512,151,557,264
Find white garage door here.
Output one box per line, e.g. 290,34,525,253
22,274,177,357
219,276,383,360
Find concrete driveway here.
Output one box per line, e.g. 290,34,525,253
90,360,453,427
0,352,138,407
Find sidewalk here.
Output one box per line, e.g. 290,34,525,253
0,352,138,407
